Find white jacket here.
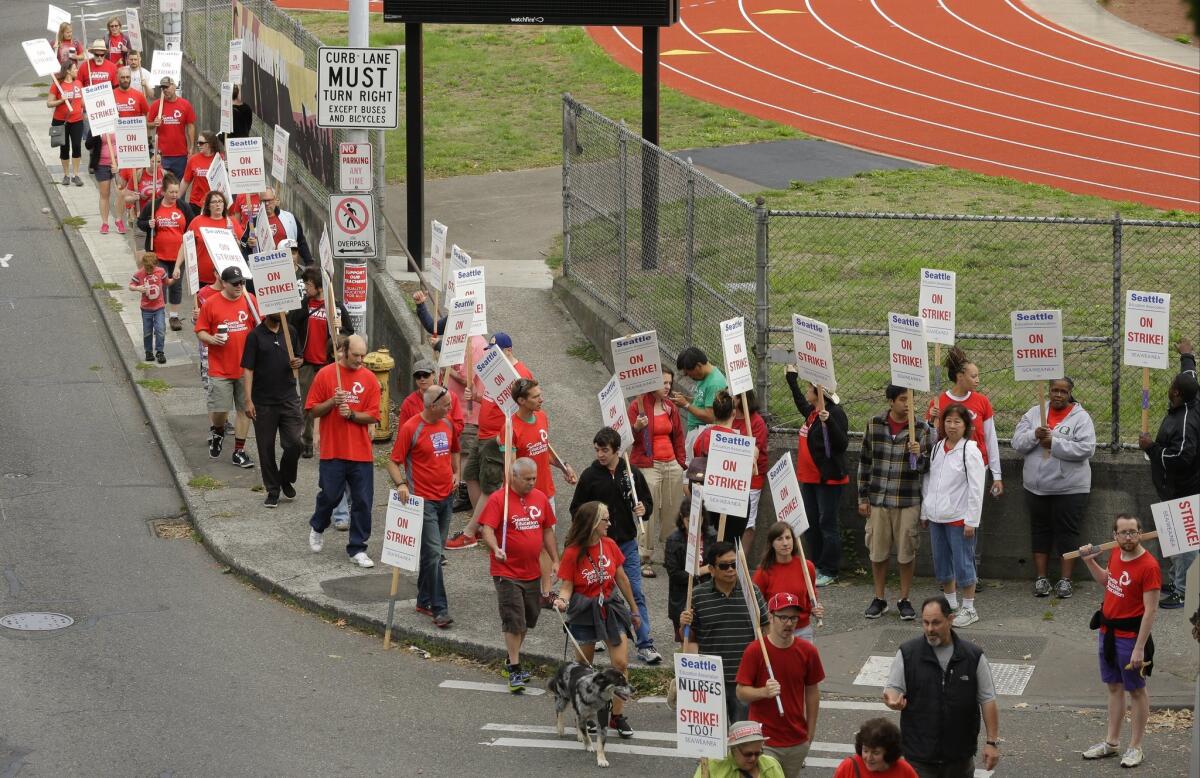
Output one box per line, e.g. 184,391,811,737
921,438,985,527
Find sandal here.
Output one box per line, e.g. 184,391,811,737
641,565,656,578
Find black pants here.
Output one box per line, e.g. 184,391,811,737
909,757,975,778
53,119,84,160
252,396,303,494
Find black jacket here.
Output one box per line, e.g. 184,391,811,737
664,525,716,624
287,295,354,366
1148,352,1199,500
899,632,985,764
136,198,196,253
786,371,850,482
569,459,652,546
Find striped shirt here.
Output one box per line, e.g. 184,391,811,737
690,579,768,687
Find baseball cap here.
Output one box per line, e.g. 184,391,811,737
727,721,768,747
768,592,802,612
159,76,175,86
490,332,513,350
412,358,436,376
685,455,707,484
89,39,107,52
278,238,298,250
220,266,245,283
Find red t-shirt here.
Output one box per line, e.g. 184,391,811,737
130,267,169,311
691,425,736,458
735,637,826,747
232,193,262,226
50,80,84,123
796,411,849,485
105,33,130,65
188,216,238,284
79,58,117,86
512,410,555,498
304,363,380,462
886,414,907,438
303,298,329,365
149,97,196,157
112,87,149,119
478,486,555,580
194,292,258,379
196,284,220,310
476,359,533,439
121,168,162,211
149,202,189,262
182,153,219,207
1102,549,1161,639
928,391,995,466
558,538,624,600
1046,403,1072,430
398,390,465,437
752,558,818,628
833,755,918,778
733,413,768,490
390,414,459,500
650,411,675,461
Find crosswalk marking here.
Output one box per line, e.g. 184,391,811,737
439,680,545,696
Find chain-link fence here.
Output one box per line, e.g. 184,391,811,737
562,96,1200,449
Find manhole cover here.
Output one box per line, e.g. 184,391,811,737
0,612,73,631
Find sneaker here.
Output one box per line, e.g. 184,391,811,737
1033,577,1052,598
145,350,154,361
308,529,323,553
815,573,837,587
953,606,979,628
609,714,634,739
350,552,374,569
169,316,183,332
333,520,350,532
301,443,314,459
1159,592,1185,609
445,531,478,550
263,492,279,508
155,351,166,364
208,430,224,459
433,613,453,629
72,176,84,187
280,482,296,499
115,219,126,234
99,223,109,235
506,667,529,693
231,450,255,469
414,605,433,617
62,175,71,186
637,646,663,665
594,641,606,653
897,598,916,621
1054,578,1073,599
864,598,889,619
1082,741,1120,760
1119,747,1143,768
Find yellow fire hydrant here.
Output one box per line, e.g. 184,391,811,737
363,346,395,442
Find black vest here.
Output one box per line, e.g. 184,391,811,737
898,632,984,764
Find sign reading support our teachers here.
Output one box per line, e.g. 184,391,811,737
317,47,399,129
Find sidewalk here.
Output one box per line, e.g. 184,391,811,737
1024,0,1199,69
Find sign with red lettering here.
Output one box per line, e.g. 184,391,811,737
338,142,373,192
205,154,231,203
228,38,243,86
82,82,118,135
226,137,266,195
1011,309,1064,382
200,226,251,279
271,126,289,184
219,82,233,135
437,296,476,369
1123,291,1171,370
443,244,471,296
249,249,300,315
888,313,929,392
703,430,754,517
1151,494,1200,558
429,220,448,290
451,266,486,336
918,267,956,345
342,262,368,323
381,490,424,571
598,375,634,452
685,493,704,575
791,313,836,390
674,653,726,759
767,453,808,535
115,117,150,170
720,316,753,396
473,344,521,417
610,330,661,397
182,231,200,297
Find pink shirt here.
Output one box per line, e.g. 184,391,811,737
446,334,487,426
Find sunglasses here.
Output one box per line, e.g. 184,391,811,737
715,561,737,571
737,749,763,758
227,280,245,287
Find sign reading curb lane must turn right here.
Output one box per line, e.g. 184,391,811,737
317,47,399,129
328,194,378,259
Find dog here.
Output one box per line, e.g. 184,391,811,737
547,662,633,768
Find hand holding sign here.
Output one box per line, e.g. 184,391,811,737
889,313,928,468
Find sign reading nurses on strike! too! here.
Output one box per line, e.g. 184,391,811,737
674,654,727,759
437,297,476,369
598,375,634,452
918,268,956,345
791,313,836,390
610,331,661,397
1151,494,1200,558
767,453,808,534
887,313,929,392
702,430,754,517
720,317,753,396
1010,309,1064,382
1123,291,1171,370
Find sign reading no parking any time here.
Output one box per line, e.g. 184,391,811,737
317,47,399,129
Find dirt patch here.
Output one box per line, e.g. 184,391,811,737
1100,0,1198,46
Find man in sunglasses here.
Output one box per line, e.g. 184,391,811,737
680,541,768,723
398,358,464,436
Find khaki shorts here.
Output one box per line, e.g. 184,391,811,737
494,576,541,634
865,505,921,564
459,423,480,481
206,376,246,413
463,436,505,495
765,742,811,776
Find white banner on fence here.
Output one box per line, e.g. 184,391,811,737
451,266,487,336
702,430,754,518
611,331,662,398
918,268,957,346
22,39,60,77
675,654,727,759
791,313,836,390
598,375,634,453
205,154,232,203
228,38,243,86
767,453,808,535
381,491,424,572
474,345,521,417
444,244,471,296
115,117,150,169
219,82,233,135
429,220,448,291
685,493,704,576
271,126,289,184
226,137,266,195
150,50,182,86
249,249,300,316
82,82,118,135
126,9,143,53
159,0,183,11
47,5,71,33
888,313,930,392
200,226,251,279
182,231,200,297
720,316,754,396
1151,495,1200,559
1123,291,1171,370
437,297,477,370
1011,310,1064,382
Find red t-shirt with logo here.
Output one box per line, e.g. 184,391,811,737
476,359,533,439
232,194,262,227
121,168,162,211
305,364,380,462
478,486,555,580
928,391,995,466
188,216,238,284
511,410,554,497
558,538,624,600
1102,549,1161,638
182,153,218,207
51,80,84,123
149,97,196,157
111,87,149,119
79,58,117,86
303,298,330,365
150,202,189,262
131,267,169,312
736,636,826,747
398,390,464,437
390,414,459,501
194,292,258,379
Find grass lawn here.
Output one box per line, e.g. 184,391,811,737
287,12,802,181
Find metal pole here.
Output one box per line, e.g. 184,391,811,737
406,22,424,267
683,157,696,346
562,96,573,278
618,121,629,318
640,25,659,271
1110,212,1123,452
754,196,770,416
203,0,211,81
346,0,373,336
375,128,386,270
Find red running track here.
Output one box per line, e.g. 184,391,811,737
589,0,1200,212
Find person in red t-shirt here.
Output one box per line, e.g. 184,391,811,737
53,22,84,67
79,41,119,175
289,268,353,459
690,391,746,541
103,17,131,65
832,719,918,778
397,358,464,436
306,335,380,568
47,62,85,184
927,346,1004,495
732,390,769,553
194,266,259,468
478,457,558,690
188,190,241,287
118,150,163,215
754,523,823,642
181,133,224,209
148,78,196,182
1078,514,1160,767
628,366,686,573
736,592,825,775
136,176,194,328
128,252,175,363
388,385,461,626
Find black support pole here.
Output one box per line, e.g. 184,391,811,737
640,26,660,271
406,22,425,268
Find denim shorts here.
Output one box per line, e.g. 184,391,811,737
929,522,977,587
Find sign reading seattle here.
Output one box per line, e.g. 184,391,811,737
317,47,399,129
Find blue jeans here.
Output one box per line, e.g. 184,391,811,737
141,307,165,353
310,459,373,557
332,488,350,525
161,154,187,182
929,522,978,588
417,495,454,617
1169,550,1197,596
802,482,844,578
617,538,654,650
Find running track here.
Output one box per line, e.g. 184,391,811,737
589,0,1200,212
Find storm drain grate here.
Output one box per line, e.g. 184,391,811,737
1,612,73,631
854,654,1037,695
872,628,1047,660
149,517,193,539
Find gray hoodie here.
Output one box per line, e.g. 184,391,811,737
1011,402,1095,495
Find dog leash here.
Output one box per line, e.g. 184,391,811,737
555,606,594,669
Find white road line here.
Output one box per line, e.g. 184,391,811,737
609,27,1198,205
439,680,545,696
822,699,890,711
637,695,668,704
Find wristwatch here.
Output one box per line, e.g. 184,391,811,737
986,740,999,748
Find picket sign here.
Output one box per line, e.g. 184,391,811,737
918,268,957,346
228,39,243,85
182,231,200,297
703,430,755,534
888,312,929,468
767,454,808,535
114,117,150,169
382,490,425,649
451,266,487,336
22,39,60,77
437,297,476,370
149,50,182,87
319,227,334,277
226,137,266,195
444,244,472,297
685,493,704,577
791,313,836,457
720,317,753,396
200,226,251,279
1151,495,1200,559
271,126,290,184
610,331,662,398
126,9,143,52
205,154,232,203
674,654,727,760
429,220,448,291
82,82,118,135
1011,309,1064,453
254,202,275,253
1123,291,1171,434
219,82,233,135
474,345,521,417
47,5,71,33
598,375,634,453
249,249,300,316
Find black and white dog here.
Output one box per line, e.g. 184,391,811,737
547,662,634,768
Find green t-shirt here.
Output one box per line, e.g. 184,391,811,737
687,367,728,431
693,753,785,778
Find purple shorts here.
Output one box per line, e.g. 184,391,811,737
1097,632,1146,691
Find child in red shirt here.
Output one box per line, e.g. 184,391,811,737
128,252,175,363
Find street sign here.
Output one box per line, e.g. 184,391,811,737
317,47,399,129
338,142,372,192
328,194,378,259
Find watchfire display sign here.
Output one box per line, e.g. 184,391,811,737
317,47,399,129
328,194,378,259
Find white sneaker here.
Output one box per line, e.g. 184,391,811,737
637,646,663,665
952,606,979,627
1082,741,1120,760
308,529,323,553
1119,747,1143,768
350,552,375,568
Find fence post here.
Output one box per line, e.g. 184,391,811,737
683,157,696,346
754,196,770,417
1110,212,1123,452
204,0,211,81
561,97,573,278
618,120,629,318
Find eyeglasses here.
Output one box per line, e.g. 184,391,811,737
1115,530,1140,537
197,141,209,147
599,517,611,524
736,749,763,758
715,561,737,571
772,613,800,623
414,372,433,379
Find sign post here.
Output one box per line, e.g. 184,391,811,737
382,490,425,648
888,313,929,469
918,268,957,393
1123,291,1171,434
328,193,378,259
317,47,400,129
703,430,754,541
1011,309,1064,455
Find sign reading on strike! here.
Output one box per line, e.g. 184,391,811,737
674,654,727,759
1123,291,1171,370
918,268,957,345
703,430,754,518
339,142,372,192
598,375,634,453
200,226,251,279
429,220,448,291
888,313,930,392
438,297,476,369
451,266,487,336
381,491,424,571
227,137,266,195
328,194,378,259
444,244,472,296
342,262,368,320
22,39,60,77
150,50,182,86
115,117,150,169
474,345,521,417
317,47,399,129
1011,310,1064,382
82,82,118,135
1151,494,1200,558
205,154,231,203
219,82,233,135
126,9,143,53
610,331,662,398
791,313,836,390
47,5,71,33
254,205,275,254
249,249,300,315
182,231,200,297
767,453,808,535
720,317,753,396
228,39,243,85
271,126,289,184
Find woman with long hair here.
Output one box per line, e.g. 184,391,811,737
928,345,1003,496
181,132,226,210
47,62,85,186
753,522,823,641
628,365,686,575
103,16,131,65
53,22,84,66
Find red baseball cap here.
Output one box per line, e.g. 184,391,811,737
768,592,802,612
